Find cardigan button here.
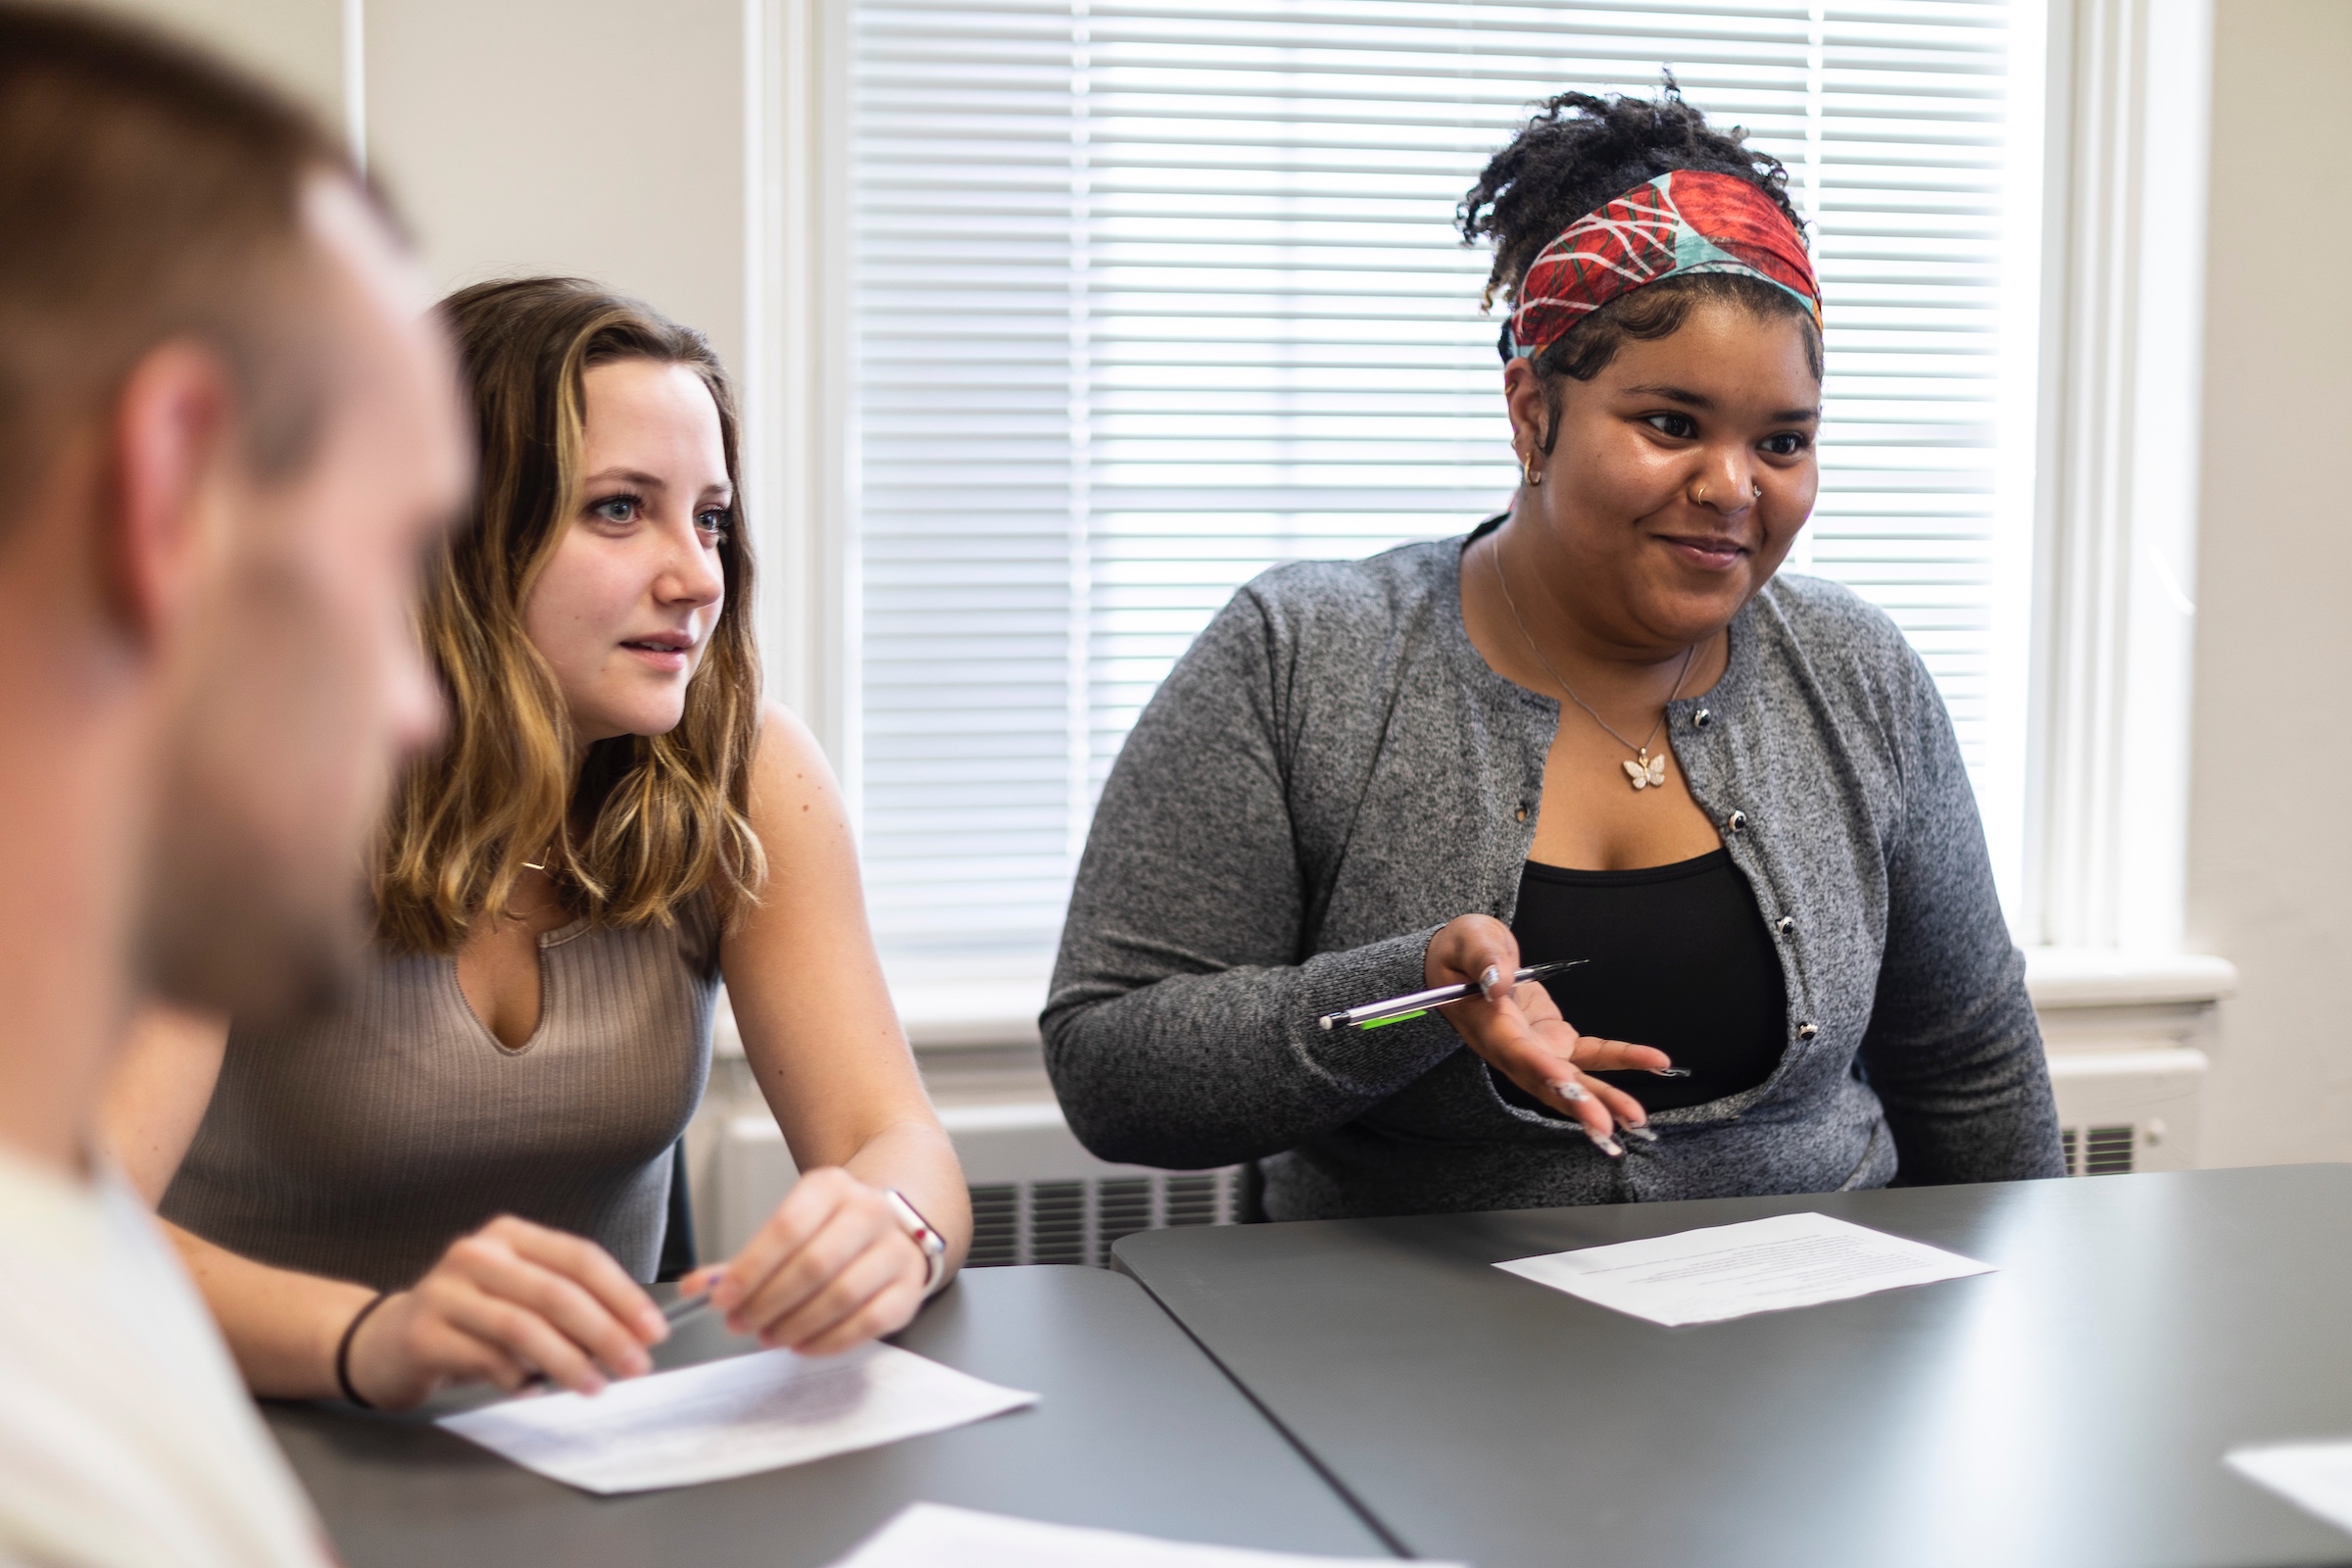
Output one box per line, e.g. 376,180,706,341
1515,807,1528,822
1694,708,1712,728
1797,1021,1819,1041
1776,915,1795,938
1727,809,1747,834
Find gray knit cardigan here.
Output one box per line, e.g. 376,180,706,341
1042,532,2064,1221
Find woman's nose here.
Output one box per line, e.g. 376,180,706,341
1690,449,1757,513
659,525,725,608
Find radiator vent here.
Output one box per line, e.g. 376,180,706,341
2061,1124,2136,1176
966,1169,1241,1268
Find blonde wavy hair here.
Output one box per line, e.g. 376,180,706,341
374,277,764,955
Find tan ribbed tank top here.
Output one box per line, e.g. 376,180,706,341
162,899,719,1291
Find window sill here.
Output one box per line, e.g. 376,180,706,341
2024,947,2235,1057
894,976,1051,1051
2023,947,2236,1010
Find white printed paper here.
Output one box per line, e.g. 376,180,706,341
1494,1210,1995,1327
2228,1442,2352,1536
438,1342,1037,1494
830,1502,1461,1567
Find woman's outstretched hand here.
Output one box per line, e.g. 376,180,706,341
344,1215,668,1409
682,1167,930,1357
1423,913,1675,1154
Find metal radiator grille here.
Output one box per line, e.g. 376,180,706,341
965,1169,1241,1268
2061,1125,2136,1177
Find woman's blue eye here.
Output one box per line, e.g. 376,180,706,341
697,509,731,536
590,496,637,524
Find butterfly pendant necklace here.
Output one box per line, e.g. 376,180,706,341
1490,536,1699,794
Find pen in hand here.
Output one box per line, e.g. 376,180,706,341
1317,960,1588,1032
516,1284,715,1395
1317,959,1690,1083
658,1285,718,1332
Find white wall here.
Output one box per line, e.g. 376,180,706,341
100,0,747,375
365,0,747,374
2185,0,2352,1167
102,0,345,123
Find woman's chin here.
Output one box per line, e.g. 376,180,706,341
573,701,690,744
1628,575,1756,642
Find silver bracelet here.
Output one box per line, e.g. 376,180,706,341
882,1188,950,1297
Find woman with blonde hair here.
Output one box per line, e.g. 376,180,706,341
104,277,968,1410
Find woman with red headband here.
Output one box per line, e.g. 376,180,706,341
1042,86,2063,1220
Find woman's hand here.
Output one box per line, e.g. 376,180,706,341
344,1215,667,1410
1424,914,1675,1154
684,1167,931,1356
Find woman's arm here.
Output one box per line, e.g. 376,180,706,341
694,703,970,1356
1855,645,2065,1183
101,1007,674,1410
100,1004,228,1203
1042,585,1654,1169
1043,589,1446,1169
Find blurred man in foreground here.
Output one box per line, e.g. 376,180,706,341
0,8,467,1563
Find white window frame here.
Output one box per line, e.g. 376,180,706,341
2026,0,2214,953
741,0,2221,1043
745,0,857,777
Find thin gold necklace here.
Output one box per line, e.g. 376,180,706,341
1489,535,1697,793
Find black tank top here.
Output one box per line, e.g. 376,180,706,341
1505,850,1787,1113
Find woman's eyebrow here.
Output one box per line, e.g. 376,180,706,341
1621,383,1713,409
1619,385,1822,424
582,466,669,491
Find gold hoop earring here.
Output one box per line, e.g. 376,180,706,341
1523,452,1544,488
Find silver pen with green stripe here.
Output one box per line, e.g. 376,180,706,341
1316,959,1587,1032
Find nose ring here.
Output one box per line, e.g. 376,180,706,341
1693,482,1708,505
1752,480,1764,499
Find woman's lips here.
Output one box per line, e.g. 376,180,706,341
1656,534,1749,571
620,638,692,672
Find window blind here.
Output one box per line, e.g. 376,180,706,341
851,0,2025,983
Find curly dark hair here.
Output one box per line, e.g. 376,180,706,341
1458,80,1820,410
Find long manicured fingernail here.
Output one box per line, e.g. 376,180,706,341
1648,1067,1691,1078
1621,1123,1659,1144
1587,1129,1624,1158
1548,1079,1587,1102
1480,964,1504,999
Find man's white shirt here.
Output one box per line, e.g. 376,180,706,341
0,1144,332,1568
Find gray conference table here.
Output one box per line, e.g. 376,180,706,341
265,1263,1395,1567
1116,1165,2352,1568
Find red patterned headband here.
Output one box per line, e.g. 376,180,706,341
1499,170,1821,365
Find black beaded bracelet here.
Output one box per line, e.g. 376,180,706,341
334,1291,391,1410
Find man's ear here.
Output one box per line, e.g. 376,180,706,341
104,340,237,647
